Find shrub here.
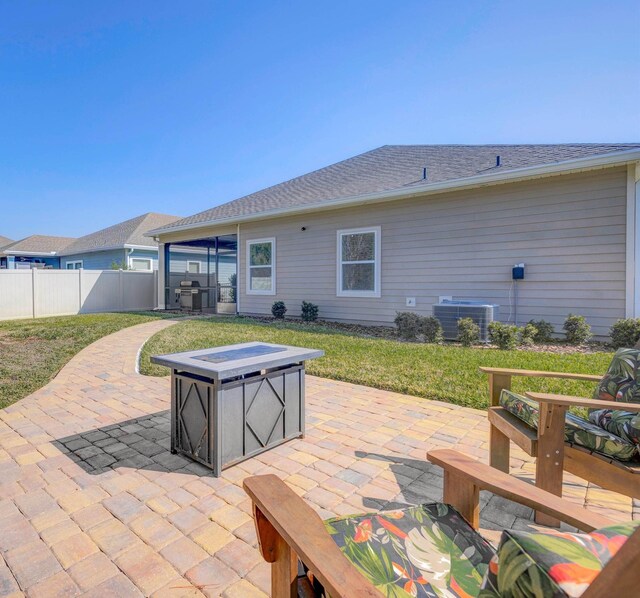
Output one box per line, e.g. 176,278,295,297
394,313,443,343
300,301,319,322
610,318,640,349
488,321,519,350
229,274,237,303
421,316,444,344
519,322,538,347
457,317,480,347
394,312,422,340
563,314,592,345
271,301,287,319
528,319,555,343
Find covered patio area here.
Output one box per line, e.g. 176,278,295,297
162,235,237,314
0,320,635,597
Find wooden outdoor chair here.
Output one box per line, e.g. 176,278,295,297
244,449,640,597
482,351,640,527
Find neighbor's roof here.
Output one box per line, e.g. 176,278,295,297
2,235,76,256
60,212,181,256
0,236,13,249
149,144,640,235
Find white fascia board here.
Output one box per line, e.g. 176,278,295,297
148,148,640,239
5,250,58,256
124,244,157,250
59,244,157,257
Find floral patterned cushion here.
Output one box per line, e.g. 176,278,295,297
589,409,640,446
499,390,637,461
588,348,640,452
479,521,640,597
592,348,640,404
324,503,496,597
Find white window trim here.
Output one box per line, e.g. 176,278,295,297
128,257,153,271
186,260,201,274
66,260,83,270
336,226,381,298
246,237,276,295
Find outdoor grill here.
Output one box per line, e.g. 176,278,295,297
151,342,324,476
177,280,202,311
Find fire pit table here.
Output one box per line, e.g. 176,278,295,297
151,342,323,476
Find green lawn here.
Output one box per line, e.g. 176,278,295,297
0,312,175,409
140,317,613,410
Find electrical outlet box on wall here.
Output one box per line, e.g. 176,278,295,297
406,297,416,307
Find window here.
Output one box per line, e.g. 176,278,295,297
187,261,201,274
129,257,152,271
337,227,381,297
246,238,275,294
66,261,83,270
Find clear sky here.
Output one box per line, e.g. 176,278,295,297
1,0,639,239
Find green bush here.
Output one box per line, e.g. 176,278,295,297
421,316,444,344
394,312,422,340
610,318,640,349
229,274,237,303
300,301,319,322
271,301,287,319
563,314,592,345
488,321,519,350
519,322,538,347
457,317,480,347
528,319,555,343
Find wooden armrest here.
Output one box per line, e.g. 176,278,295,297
428,449,614,532
526,392,640,412
243,475,379,598
480,367,602,382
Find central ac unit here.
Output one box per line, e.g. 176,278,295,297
433,299,499,343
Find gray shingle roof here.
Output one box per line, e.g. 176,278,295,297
2,235,76,255
60,213,181,256
0,236,13,250
152,144,640,234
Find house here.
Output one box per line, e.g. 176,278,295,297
148,144,640,337
0,236,13,269
0,235,76,269
59,213,181,271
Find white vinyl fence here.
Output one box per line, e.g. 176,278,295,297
0,269,158,321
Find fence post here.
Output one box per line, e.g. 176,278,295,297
78,268,83,314
31,268,37,319
119,269,124,311
153,270,157,309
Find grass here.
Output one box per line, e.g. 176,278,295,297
0,312,175,409
140,317,614,410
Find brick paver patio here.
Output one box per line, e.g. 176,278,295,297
0,320,635,597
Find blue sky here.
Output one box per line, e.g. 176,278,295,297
1,0,639,239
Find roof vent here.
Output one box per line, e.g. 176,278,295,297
496,155,501,167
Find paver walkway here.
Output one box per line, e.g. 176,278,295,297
0,320,634,597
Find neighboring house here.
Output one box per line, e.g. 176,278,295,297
0,236,13,269
0,235,76,269
59,213,181,271
149,144,640,337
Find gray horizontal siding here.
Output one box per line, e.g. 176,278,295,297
236,167,627,337
61,249,126,270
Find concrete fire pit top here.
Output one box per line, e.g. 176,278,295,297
151,341,324,381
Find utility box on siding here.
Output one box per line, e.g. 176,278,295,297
151,342,324,476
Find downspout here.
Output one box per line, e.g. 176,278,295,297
125,248,134,269
236,223,240,315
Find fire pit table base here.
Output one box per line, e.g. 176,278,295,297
151,342,323,476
